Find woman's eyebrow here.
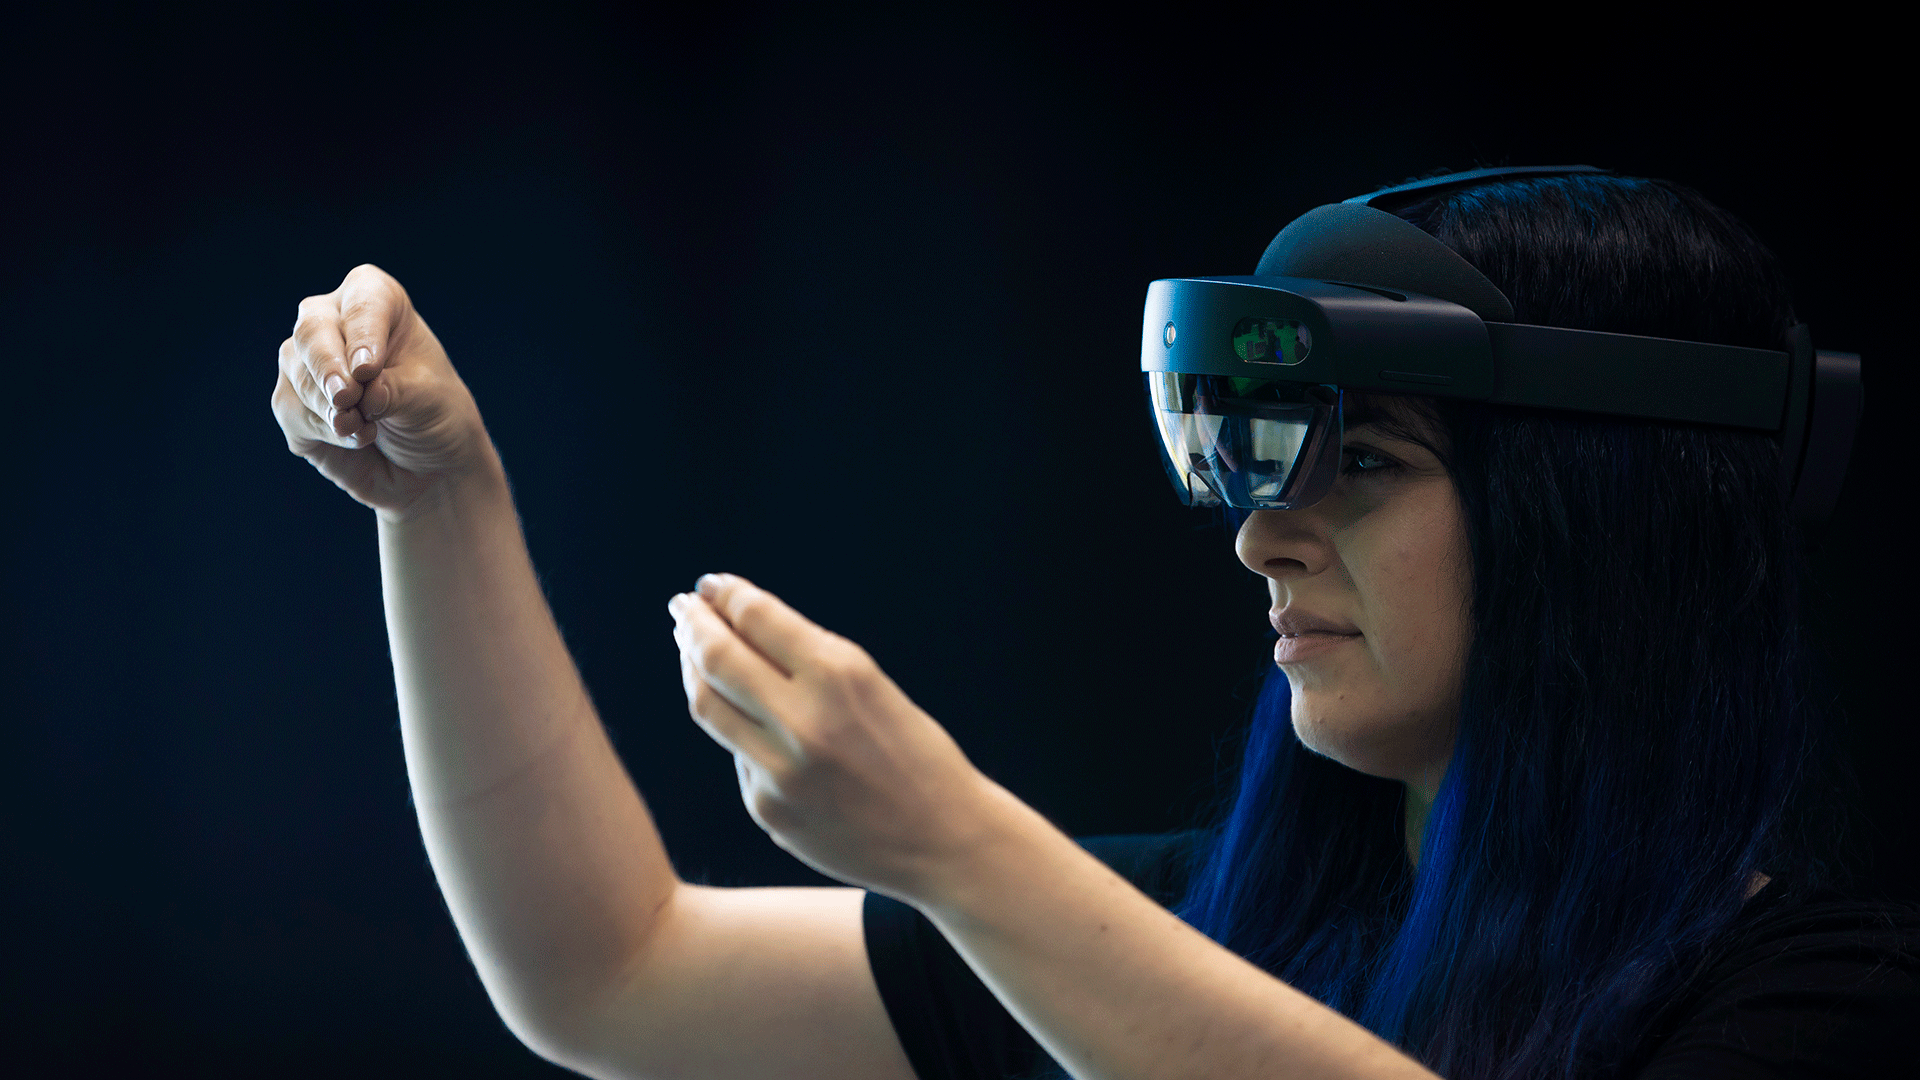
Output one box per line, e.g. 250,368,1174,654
1342,424,1442,464
1341,405,1407,431
1343,423,1408,442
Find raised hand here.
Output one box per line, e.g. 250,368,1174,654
269,264,492,518
668,574,1002,903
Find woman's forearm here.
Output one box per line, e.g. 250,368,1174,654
919,782,1441,1080
378,447,677,1046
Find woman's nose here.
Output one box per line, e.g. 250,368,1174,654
1236,508,1335,581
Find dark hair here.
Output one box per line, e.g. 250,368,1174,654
1173,174,1879,1079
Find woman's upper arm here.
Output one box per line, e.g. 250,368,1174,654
545,883,919,1080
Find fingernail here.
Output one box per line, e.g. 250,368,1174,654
667,593,685,615
350,347,373,377
695,574,721,597
324,373,347,403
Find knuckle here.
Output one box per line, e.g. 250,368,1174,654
732,593,771,627
749,785,796,831
281,358,316,397
339,294,381,326
347,263,407,302
743,790,774,829
840,637,875,666
785,716,838,765
690,632,728,672
692,675,721,707
784,728,832,771
290,313,332,348
818,638,873,682
690,678,732,724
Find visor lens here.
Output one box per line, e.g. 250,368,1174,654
1145,373,1341,509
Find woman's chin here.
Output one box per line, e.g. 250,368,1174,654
1290,704,1445,784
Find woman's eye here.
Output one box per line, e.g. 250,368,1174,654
1340,447,1400,476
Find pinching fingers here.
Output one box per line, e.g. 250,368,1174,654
676,638,792,770
670,593,799,763
693,573,832,676
277,337,370,447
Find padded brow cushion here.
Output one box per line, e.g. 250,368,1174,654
1255,203,1515,322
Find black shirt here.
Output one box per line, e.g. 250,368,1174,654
862,833,1920,1079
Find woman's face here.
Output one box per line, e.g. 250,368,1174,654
1235,402,1472,801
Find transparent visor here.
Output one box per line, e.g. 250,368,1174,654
1145,373,1343,510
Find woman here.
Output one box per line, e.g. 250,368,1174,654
269,171,1917,1079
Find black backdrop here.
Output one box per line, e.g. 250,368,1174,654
3,5,1910,1077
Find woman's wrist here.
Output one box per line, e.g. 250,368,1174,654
373,434,510,527
903,775,1073,921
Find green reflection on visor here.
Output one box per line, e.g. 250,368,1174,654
1231,317,1312,366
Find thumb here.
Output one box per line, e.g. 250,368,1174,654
337,264,409,382
357,367,400,421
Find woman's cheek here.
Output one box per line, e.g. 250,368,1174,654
1286,634,1456,782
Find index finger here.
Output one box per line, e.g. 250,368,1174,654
292,293,355,415
693,574,827,675
336,264,409,382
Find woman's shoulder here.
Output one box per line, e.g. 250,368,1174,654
1631,884,1920,1077
1720,882,1920,966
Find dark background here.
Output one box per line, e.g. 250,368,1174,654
2,4,1909,1076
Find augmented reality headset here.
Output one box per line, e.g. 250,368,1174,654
1141,165,1862,546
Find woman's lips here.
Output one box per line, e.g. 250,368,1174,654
1274,630,1362,664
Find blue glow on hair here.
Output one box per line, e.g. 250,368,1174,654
1172,175,1877,1079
